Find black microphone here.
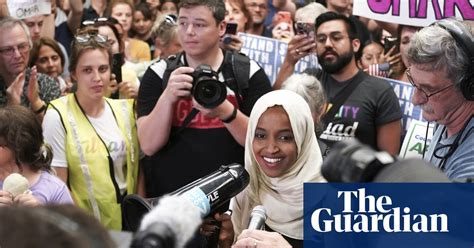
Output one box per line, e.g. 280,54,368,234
131,195,202,248
122,163,250,231
247,205,267,230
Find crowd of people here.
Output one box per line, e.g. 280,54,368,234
0,0,473,247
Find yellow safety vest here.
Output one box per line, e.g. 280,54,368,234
49,94,138,230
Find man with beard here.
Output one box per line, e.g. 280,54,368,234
275,12,402,156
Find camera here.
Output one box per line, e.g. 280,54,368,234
321,139,452,183
190,64,227,108
321,139,396,182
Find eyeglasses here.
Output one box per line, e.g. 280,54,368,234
75,34,108,44
315,33,349,45
0,43,30,57
406,67,454,101
82,17,118,27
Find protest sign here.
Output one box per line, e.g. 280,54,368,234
384,78,426,135
239,33,319,85
353,0,474,27
399,119,434,159
7,0,51,19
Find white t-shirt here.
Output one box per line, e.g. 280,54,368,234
43,104,127,194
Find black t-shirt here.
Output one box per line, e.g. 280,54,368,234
308,70,402,153
137,51,272,197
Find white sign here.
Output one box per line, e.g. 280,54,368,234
399,119,435,159
353,0,474,27
7,0,51,19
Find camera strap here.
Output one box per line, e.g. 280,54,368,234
172,108,200,137
222,50,250,109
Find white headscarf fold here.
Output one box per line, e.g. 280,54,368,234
231,90,325,240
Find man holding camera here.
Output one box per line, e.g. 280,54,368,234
137,0,271,198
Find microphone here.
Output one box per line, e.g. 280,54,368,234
247,205,267,230
131,195,202,248
122,163,250,231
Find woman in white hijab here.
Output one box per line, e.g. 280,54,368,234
230,90,325,247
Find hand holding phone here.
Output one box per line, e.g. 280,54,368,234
295,22,314,36
384,37,399,55
223,23,238,44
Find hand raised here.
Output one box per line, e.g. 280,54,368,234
6,72,25,105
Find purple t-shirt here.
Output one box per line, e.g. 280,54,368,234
0,171,73,204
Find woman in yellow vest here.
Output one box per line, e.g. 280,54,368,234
42,28,141,230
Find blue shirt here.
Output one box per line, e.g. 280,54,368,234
425,117,474,180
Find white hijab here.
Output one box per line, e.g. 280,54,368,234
231,90,325,240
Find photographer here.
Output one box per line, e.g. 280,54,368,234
137,0,271,212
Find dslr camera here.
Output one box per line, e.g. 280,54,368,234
190,64,227,108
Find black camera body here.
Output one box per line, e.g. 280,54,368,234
190,64,227,108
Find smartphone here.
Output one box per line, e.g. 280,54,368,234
295,21,314,36
223,23,238,44
225,23,238,35
384,36,399,54
276,11,292,26
110,53,123,99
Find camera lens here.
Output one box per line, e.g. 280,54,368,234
193,79,227,108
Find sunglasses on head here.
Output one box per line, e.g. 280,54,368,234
82,17,119,27
164,14,177,25
75,34,108,44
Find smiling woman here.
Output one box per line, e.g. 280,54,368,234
42,27,141,230
229,90,326,248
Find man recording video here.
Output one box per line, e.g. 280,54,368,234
137,0,271,210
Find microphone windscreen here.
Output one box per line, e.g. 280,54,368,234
138,195,202,248
373,158,450,182
2,173,29,197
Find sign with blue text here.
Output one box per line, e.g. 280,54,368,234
384,78,426,135
238,33,319,85
304,183,474,247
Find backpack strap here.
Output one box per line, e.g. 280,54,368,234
221,50,250,109
161,52,183,90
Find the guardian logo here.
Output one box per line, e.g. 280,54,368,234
311,188,448,233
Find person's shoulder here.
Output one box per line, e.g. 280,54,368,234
38,171,67,188
145,59,168,78
360,73,394,91
130,38,150,48
37,72,56,84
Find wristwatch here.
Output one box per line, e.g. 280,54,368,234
221,106,238,123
